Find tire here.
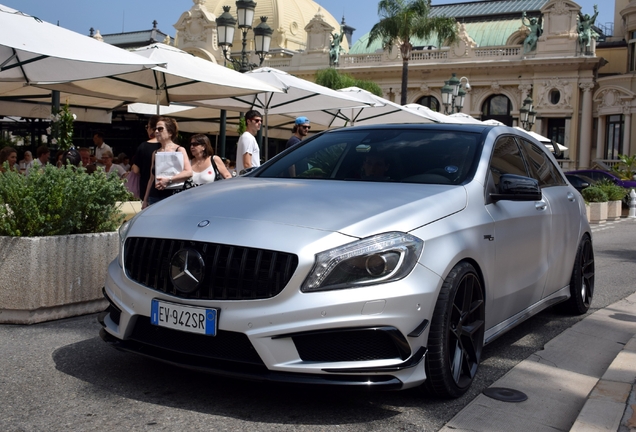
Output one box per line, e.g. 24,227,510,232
564,235,594,315
424,262,485,398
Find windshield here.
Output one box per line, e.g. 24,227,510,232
258,128,483,185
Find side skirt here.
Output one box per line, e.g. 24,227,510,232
484,286,571,345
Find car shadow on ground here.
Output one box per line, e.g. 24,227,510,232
51,333,466,426
49,305,590,427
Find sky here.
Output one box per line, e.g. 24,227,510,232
1,0,614,46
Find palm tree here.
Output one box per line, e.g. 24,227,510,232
368,0,458,105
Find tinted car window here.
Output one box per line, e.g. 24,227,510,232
517,138,567,187
258,129,482,185
489,136,528,187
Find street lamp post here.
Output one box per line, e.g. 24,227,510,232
441,73,470,114
215,1,273,73
520,95,537,131
215,1,273,158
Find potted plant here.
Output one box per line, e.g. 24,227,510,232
0,162,133,324
581,185,608,224
596,179,627,221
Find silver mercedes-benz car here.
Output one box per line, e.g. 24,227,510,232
100,124,594,398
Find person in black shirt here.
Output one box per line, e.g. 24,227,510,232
131,115,161,199
286,116,310,149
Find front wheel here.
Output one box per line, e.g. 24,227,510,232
424,262,485,398
564,235,594,315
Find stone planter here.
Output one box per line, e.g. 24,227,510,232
587,202,608,224
607,200,622,221
0,232,118,324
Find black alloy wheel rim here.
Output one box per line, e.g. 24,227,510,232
448,273,485,389
580,238,595,308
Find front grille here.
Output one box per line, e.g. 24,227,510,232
124,237,298,300
129,316,264,365
293,329,403,362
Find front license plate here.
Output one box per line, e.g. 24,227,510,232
150,299,218,336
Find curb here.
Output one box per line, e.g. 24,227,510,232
569,335,636,431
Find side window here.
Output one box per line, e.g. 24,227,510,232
517,139,566,187
489,136,528,188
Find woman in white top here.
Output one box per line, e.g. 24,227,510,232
189,134,232,185
143,117,193,208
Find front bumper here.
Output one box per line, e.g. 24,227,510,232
100,258,442,389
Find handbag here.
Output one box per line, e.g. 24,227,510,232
172,177,196,195
212,156,224,181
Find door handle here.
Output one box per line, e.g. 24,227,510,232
567,192,576,202
535,201,547,211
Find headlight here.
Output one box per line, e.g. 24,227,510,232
301,232,423,292
117,218,133,268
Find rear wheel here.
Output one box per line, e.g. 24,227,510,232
424,262,485,398
564,235,594,315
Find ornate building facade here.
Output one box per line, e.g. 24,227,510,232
168,0,635,168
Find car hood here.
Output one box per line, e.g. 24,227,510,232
133,177,467,240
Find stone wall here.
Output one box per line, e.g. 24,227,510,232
0,232,119,324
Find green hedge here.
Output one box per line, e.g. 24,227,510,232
595,178,628,201
0,163,132,236
581,186,608,203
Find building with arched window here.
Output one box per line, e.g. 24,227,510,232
164,0,635,167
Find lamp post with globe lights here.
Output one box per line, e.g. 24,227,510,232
215,1,273,73
519,95,537,131
441,73,470,114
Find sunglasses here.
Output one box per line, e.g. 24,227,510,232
154,126,165,132
300,125,311,130
251,118,263,123
190,142,202,146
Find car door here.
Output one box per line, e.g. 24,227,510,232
518,139,580,297
485,136,551,327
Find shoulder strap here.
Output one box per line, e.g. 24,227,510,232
211,156,221,178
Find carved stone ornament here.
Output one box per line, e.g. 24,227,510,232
457,23,477,48
419,83,430,94
579,82,595,92
596,89,633,110
180,9,210,43
491,82,501,93
537,78,572,108
551,0,571,15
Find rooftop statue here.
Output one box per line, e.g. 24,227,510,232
329,26,345,67
578,5,599,50
522,11,542,54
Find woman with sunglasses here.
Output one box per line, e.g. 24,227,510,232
142,117,192,208
189,134,232,185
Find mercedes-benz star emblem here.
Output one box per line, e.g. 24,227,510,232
198,220,210,227
170,248,205,293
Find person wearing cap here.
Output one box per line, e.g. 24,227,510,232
286,116,311,149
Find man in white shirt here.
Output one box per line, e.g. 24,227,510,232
235,110,262,175
93,131,112,164
28,145,50,174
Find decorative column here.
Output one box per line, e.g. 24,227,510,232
596,115,606,159
579,82,595,168
623,104,632,156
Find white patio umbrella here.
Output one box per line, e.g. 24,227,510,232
448,112,484,124
481,118,505,126
127,102,321,139
402,103,451,123
0,4,159,85
513,126,568,152
300,87,438,127
38,44,282,113
191,67,371,157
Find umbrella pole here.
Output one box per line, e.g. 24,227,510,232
264,108,269,161
219,110,227,159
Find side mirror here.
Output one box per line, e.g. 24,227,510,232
490,174,542,202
